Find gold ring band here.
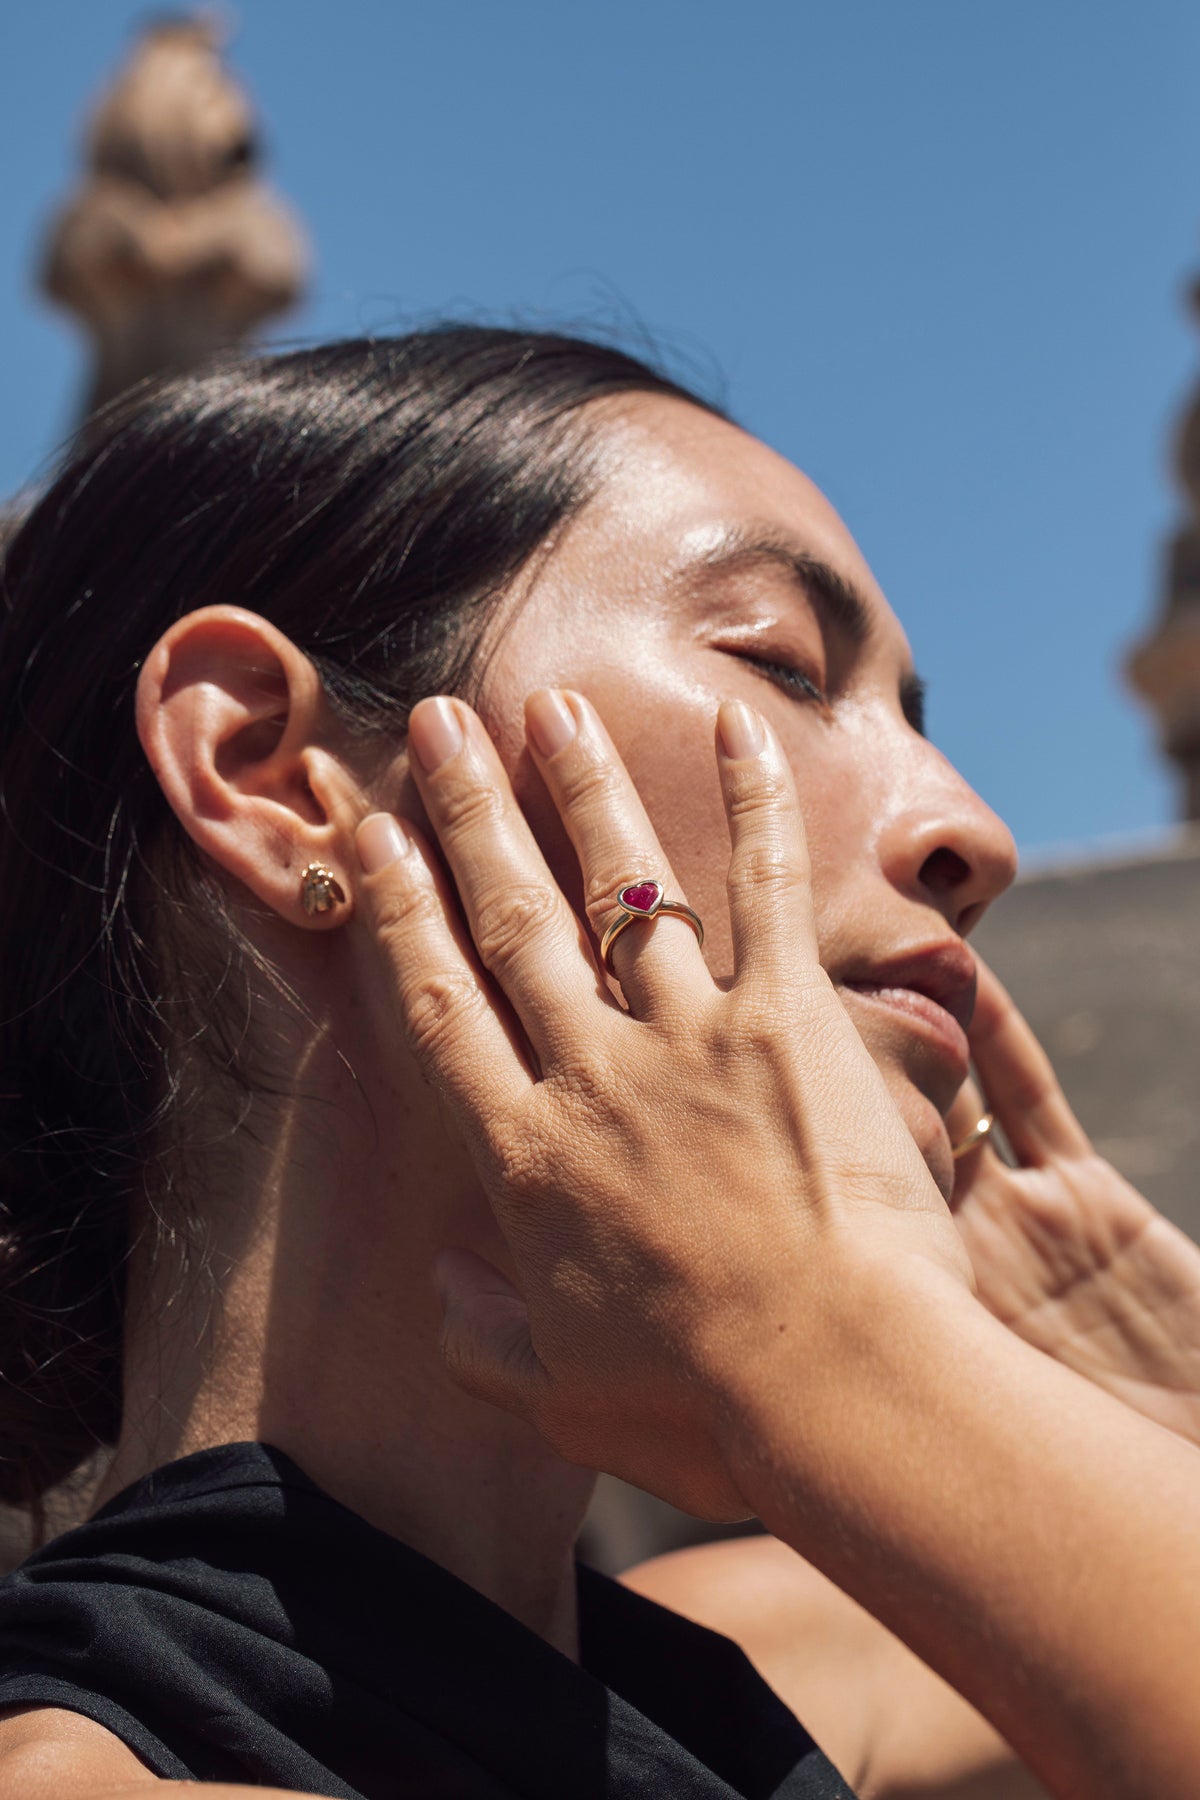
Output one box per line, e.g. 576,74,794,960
600,879,705,976
951,1113,995,1161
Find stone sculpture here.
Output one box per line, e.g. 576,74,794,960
40,13,307,423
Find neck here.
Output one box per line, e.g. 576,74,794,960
97,1032,594,1658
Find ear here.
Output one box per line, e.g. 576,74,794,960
136,605,359,928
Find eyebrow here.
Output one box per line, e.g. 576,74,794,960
683,524,874,646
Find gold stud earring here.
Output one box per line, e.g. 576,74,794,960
300,862,346,918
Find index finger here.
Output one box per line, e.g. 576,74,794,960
968,960,1091,1166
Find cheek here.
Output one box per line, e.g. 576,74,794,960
484,605,875,963
495,646,876,986
489,653,735,943
492,651,954,1190
535,663,874,994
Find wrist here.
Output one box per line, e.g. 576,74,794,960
706,1244,980,1535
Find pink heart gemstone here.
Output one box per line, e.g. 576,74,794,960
620,881,662,915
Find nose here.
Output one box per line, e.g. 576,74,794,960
876,749,1018,937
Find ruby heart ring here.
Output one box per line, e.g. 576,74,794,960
599,879,705,976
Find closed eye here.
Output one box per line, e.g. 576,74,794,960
735,652,829,708
729,650,925,736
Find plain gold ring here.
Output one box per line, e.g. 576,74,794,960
951,1113,995,1161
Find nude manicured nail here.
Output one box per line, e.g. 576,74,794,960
357,813,411,873
525,688,577,758
718,700,765,760
409,697,464,773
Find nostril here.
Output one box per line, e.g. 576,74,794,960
919,846,971,892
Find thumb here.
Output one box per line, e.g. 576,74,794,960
432,1248,549,1421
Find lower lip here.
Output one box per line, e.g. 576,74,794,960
839,982,971,1076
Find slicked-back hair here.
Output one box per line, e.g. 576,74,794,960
0,327,716,1517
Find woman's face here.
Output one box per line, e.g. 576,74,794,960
484,396,1018,1194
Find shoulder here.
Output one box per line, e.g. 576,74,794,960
624,1533,876,1668
624,1537,1038,1800
0,1705,157,1796
623,1536,881,1786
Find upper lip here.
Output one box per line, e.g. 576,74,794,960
837,942,978,1034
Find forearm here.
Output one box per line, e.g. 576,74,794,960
716,1257,1200,1800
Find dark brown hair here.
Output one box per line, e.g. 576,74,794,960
0,327,715,1514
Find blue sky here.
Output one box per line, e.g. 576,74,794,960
3,1,1198,853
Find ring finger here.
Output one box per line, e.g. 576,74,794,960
523,687,713,1019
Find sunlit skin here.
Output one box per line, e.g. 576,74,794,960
0,393,1039,1800
11,398,1200,1800
487,396,1018,1194
89,393,1015,1645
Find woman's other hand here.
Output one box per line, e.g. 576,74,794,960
354,689,970,1518
950,964,1200,1445
354,691,1200,1800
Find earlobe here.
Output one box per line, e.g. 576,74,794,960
135,605,357,927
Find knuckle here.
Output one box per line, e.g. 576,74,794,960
547,1045,620,1112
472,883,561,975
400,968,487,1062
431,778,508,839
720,980,827,1057
724,764,796,822
712,996,780,1060
553,753,626,817
372,879,442,942
492,1114,560,1198
727,844,806,899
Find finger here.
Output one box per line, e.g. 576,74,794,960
968,960,1091,1166
716,700,820,993
945,1072,991,1154
405,696,618,1064
356,811,531,1132
433,1248,549,1422
945,1073,1001,1208
524,687,711,1019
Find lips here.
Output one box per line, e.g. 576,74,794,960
837,942,977,1075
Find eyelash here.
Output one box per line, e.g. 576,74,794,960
739,654,829,708
734,652,928,739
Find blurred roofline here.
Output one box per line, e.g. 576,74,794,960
1015,823,1200,884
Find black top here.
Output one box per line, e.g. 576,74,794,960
0,1443,855,1798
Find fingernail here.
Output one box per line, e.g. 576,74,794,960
718,700,765,760
525,688,578,759
357,813,411,873
409,696,464,773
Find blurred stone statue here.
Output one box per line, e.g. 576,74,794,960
40,12,307,424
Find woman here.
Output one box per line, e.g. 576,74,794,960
0,328,1198,1800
